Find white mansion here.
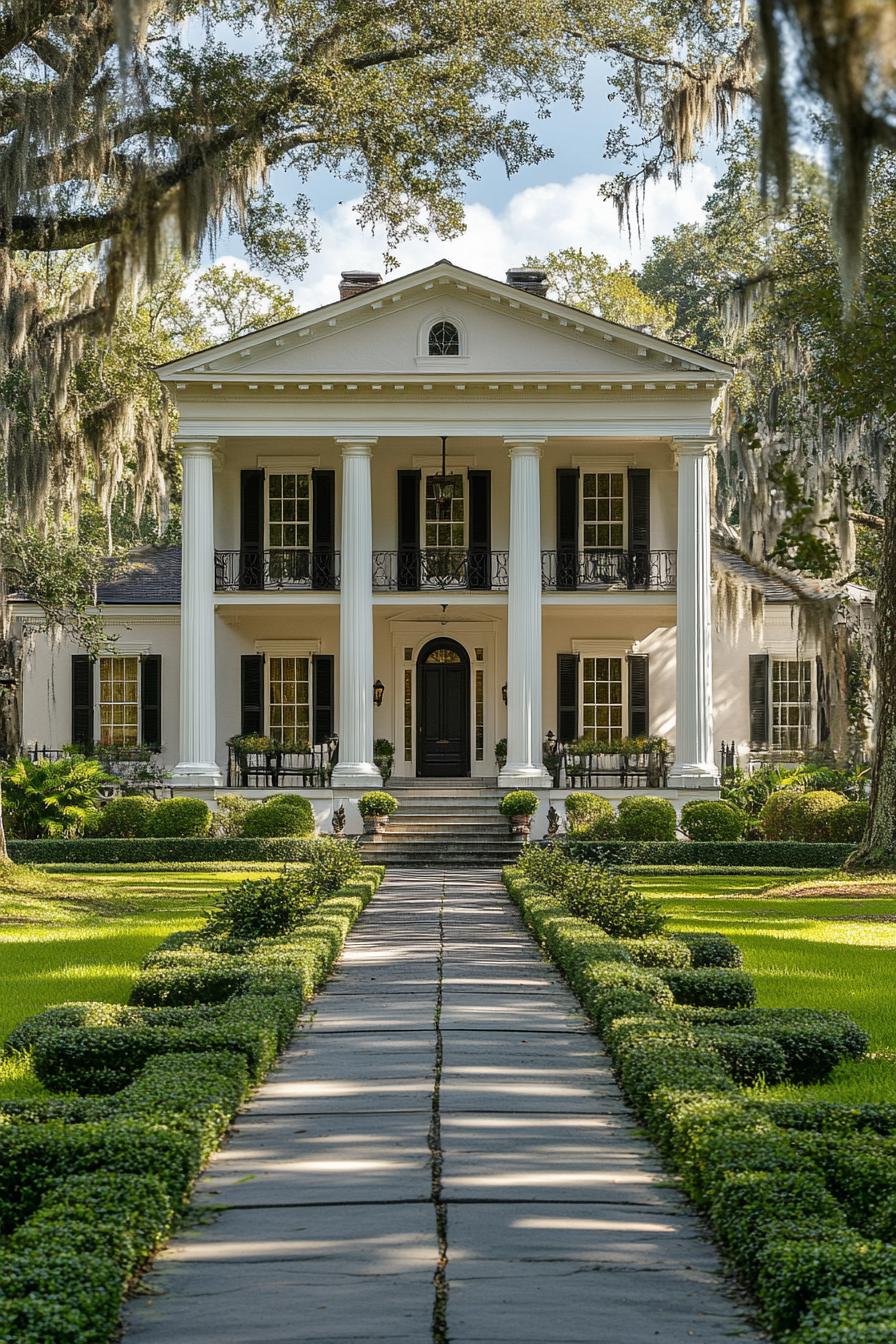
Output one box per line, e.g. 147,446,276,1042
16,260,844,829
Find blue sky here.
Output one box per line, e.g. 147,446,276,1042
210,54,725,311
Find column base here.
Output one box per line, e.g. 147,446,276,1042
170,763,224,788
498,764,552,789
667,764,720,790
330,761,384,790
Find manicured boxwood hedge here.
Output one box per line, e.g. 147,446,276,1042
7,835,323,863
566,838,853,867
0,865,383,1343
502,865,887,1343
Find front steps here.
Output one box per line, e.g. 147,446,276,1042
358,780,526,867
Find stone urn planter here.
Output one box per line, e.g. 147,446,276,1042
357,790,399,838
498,789,539,841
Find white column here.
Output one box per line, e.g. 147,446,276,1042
668,439,719,787
331,437,382,788
172,437,222,786
499,437,551,788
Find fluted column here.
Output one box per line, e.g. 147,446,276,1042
172,436,222,786
668,439,719,787
331,437,382,788
499,437,551,788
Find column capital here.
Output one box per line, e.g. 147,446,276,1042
504,435,547,455
174,434,220,457
671,437,715,461
335,436,377,456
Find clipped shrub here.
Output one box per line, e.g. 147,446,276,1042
146,797,211,838
211,793,254,837
357,791,399,818
499,790,539,818
828,800,870,844
94,795,157,838
679,799,745,842
789,790,850,842
241,797,315,837
207,867,323,940
787,1289,896,1344
661,967,757,1009
564,793,617,838
619,936,691,969
759,788,803,840
616,795,677,840
676,932,744,968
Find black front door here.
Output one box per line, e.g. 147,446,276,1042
417,639,470,777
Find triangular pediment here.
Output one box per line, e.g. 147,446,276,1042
158,260,730,383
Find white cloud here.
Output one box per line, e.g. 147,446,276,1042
200,163,716,313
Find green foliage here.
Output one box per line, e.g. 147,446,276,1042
787,1289,896,1344
527,247,674,334
616,796,677,841
760,790,805,840
661,967,757,1009
94,795,157,838
211,794,255,837
240,797,315,837
207,868,324,941
1,756,111,839
789,791,851,842
499,790,539,818
829,801,871,843
565,839,854,868
145,798,211,838
357,791,399,818
679,800,745,842
676,933,744,969
564,793,617,837
517,846,665,939
7,837,326,863
193,263,299,342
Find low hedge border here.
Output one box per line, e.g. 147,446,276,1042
501,865,892,1343
7,836,326,864
0,866,384,1343
566,839,853,867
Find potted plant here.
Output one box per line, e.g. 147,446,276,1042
495,738,507,772
357,789,399,835
373,738,395,784
499,789,539,838
226,733,274,786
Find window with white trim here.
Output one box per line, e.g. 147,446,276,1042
772,658,811,750
424,474,465,550
582,656,624,741
267,472,311,580
269,656,311,744
428,321,460,356
98,655,140,746
583,472,625,550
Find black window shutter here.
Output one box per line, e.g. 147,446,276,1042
240,469,265,591
140,655,162,750
397,469,421,590
312,469,336,590
313,654,335,743
628,655,650,737
467,469,491,590
557,653,579,742
241,654,265,735
749,654,770,747
556,468,579,591
627,468,651,588
71,654,94,749
816,655,830,745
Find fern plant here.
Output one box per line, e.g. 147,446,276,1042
1,755,111,838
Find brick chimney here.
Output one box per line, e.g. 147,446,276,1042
338,270,383,300
505,267,549,298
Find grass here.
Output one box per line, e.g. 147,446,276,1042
0,861,284,1102
634,869,896,1105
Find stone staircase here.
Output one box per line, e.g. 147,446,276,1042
357,779,525,867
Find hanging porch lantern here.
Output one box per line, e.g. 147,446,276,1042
430,435,456,510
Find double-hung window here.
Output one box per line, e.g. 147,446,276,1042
582,656,624,742
423,473,465,582
267,472,311,583
771,659,812,750
98,655,140,747
583,472,625,551
269,655,311,745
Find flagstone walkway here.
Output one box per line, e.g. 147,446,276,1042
123,869,763,1343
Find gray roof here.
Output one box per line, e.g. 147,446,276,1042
711,545,805,603
96,546,181,604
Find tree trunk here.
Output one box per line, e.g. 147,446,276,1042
0,777,8,863
847,463,896,869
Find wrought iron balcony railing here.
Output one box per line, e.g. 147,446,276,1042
215,548,340,591
372,548,509,591
541,549,676,591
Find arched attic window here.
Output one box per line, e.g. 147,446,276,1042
428,320,460,356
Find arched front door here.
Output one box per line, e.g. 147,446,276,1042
416,638,471,777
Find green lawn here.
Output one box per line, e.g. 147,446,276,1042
634,870,896,1104
0,863,280,1101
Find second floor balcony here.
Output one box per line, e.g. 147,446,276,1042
214,546,677,594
